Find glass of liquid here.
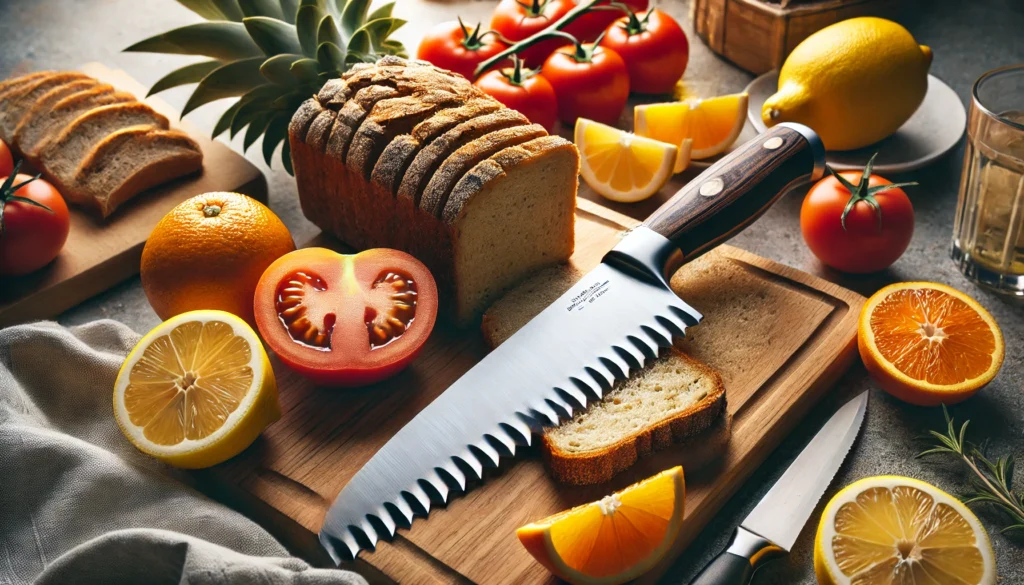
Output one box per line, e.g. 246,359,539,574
952,64,1024,299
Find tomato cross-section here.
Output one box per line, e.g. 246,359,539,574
254,248,438,387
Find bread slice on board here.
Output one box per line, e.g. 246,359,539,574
72,127,203,217
14,85,133,159
9,78,97,149
0,72,92,142
0,71,54,101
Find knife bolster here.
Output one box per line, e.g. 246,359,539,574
726,526,787,570
603,226,685,285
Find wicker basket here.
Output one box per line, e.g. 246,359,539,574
690,0,903,75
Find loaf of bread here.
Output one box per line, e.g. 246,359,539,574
482,263,727,485
0,71,203,217
289,57,579,324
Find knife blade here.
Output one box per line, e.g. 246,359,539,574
320,122,827,563
688,391,869,585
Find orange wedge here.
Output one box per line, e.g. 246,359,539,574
575,118,679,203
634,93,748,163
858,282,1004,406
517,466,685,585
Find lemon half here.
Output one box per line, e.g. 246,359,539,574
113,310,280,469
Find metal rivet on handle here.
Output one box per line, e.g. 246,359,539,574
699,177,724,197
763,136,784,150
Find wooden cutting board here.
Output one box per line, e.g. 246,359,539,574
198,198,864,585
0,63,266,327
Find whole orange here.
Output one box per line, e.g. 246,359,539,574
141,192,295,325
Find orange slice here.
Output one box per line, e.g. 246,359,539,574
634,93,748,162
575,117,679,203
517,466,685,585
858,282,1004,406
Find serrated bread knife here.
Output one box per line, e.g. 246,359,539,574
689,391,868,584
320,123,827,562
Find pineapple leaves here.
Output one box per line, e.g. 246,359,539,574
148,60,222,96
340,0,371,44
279,0,299,23
290,58,321,82
282,137,293,175
176,0,245,21
317,14,343,48
238,0,284,19
262,113,291,166
244,16,303,56
125,22,262,60
317,42,346,73
182,57,267,116
243,113,274,151
212,97,246,138
359,18,402,51
295,4,326,57
367,2,394,21
347,28,370,56
260,54,306,85
229,84,293,137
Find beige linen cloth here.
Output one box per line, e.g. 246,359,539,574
0,320,365,585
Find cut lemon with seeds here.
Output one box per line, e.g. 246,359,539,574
635,92,748,162
575,118,678,203
858,282,1004,406
517,466,685,585
814,476,996,585
113,310,280,469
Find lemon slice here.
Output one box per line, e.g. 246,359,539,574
635,93,748,161
814,476,996,585
517,466,685,585
575,118,678,203
113,310,280,469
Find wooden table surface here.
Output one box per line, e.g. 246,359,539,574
2,0,1022,583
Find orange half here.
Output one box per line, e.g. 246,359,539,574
517,466,685,585
858,282,1004,406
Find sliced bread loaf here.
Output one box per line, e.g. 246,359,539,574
0,72,91,142
0,71,53,100
71,127,203,217
9,78,97,150
15,85,132,159
39,102,170,194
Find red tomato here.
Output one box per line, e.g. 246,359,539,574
801,168,916,274
541,42,629,124
474,58,558,131
0,172,70,276
490,0,574,68
601,9,688,94
564,0,648,42
0,139,12,178
253,247,438,387
416,19,508,81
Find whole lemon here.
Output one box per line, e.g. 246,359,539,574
141,192,295,326
763,17,932,151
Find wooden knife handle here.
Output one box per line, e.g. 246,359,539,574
643,123,825,259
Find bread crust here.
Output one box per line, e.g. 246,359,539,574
15,85,129,158
542,349,727,486
0,71,92,143
10,79,97,148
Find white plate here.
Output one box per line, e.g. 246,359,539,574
744,71,966,173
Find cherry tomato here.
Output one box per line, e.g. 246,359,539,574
801,166,916,274
416,19,508,81
601,9,688,95
474,57,558,131
253,247,438,387
490,0,574,68
0,139,12,178
564,0,648,42
0,171,70,276
541,41,629,124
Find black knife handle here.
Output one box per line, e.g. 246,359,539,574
643,123,825,260
688,527,786,585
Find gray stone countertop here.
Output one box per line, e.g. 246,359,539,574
1,0,1022,582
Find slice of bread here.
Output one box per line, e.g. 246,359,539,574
14,85,132,159
39,103,170,194
0,71,54,101
0,72,92,141
9,78,97,150
72,127,203,217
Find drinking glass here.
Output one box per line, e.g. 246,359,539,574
951,64,1024,298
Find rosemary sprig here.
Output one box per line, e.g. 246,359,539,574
917,405,1024,537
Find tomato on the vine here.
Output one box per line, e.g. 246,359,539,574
564,0,648,42
416,18,508,81
474,56,558,131
0,139,12,178
601,9,689,95
801,160,916,274
541,39,629,124
490,0,574,68
253,247,438,387
0,165,70,276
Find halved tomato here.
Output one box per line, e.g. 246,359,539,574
253,248,438,387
